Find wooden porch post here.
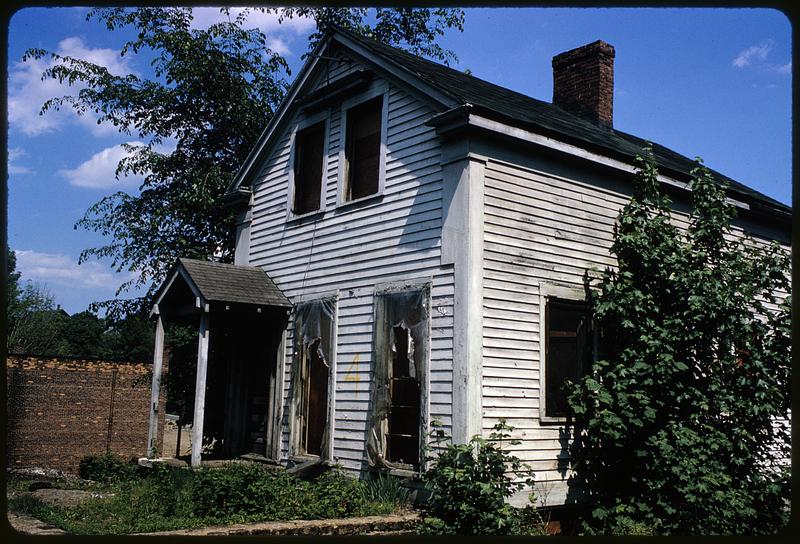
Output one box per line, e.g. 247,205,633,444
146,313,165,457
191,310,210,467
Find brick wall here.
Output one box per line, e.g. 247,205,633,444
6,354,167,475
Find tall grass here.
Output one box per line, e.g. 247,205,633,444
357,473,411,514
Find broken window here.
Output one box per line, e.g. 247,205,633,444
343,95,382,201
292,121,326,215
367,287,429,471
291,297,336,457
544,298,592,418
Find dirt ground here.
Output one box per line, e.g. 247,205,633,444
161,416,192,458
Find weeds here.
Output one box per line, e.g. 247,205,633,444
8,461,410,534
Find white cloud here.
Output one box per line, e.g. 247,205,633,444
190,7,315,33
733,40,774,68
14,249,135,290
8,36,136,137
58,142,145,189
773,61,792,74
190,7,314,55
8,147,34,175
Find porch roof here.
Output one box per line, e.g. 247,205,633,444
152,258,291,314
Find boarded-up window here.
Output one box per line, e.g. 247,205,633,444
344,96,382,201
367,287,429,471
545,298,591,418
293,121,326,215
292,298,336,457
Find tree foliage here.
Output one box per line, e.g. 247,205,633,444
6,247,154,359
567,148,791,535
24,7,464,320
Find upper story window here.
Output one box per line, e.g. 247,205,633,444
343,95,383,202
292,121,326,215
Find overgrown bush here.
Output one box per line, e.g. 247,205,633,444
419,420,546,535
567,148,791,535
189,463,384,521
78,453,137,483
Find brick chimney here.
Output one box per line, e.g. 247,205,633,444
552,40,615,128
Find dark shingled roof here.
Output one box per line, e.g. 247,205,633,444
336,28,789,215
178,258,291,307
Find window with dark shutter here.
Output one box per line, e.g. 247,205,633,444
344,96,382,201
293,121,326,215
545,298,592,418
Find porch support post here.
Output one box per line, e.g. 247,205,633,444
146,312,165,457
191,310,210,467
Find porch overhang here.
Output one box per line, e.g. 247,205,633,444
150,258,291,317
146,258,290,467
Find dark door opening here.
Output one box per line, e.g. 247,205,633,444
386,325,421,469
300,339,329,456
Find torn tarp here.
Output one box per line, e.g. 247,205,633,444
291,297,336,459
366,286,430,471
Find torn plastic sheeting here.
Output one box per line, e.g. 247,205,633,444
366,287,429,470
291,297,336,458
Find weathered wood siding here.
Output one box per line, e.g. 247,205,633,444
247,54,453,473
481,152,790,506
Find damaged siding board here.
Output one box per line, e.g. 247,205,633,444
248,71,451,473
481,153,790,505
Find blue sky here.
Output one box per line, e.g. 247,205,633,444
6,7,792,315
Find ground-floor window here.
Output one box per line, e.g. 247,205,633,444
367,285,430,472
291,296,336,458
543,297,592,419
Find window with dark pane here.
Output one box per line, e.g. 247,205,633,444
545,298,591,418
293,121,325,215
386,325,420,469
344,96,382,201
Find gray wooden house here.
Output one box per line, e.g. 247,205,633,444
146,28,791,507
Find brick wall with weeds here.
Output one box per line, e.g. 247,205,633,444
8,454,412,535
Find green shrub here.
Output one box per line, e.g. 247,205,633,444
188,462,371,522
308,470,366,518
78,453,137,483
419,420,544,535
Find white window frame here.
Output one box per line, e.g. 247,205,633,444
538,282,592,424
336,82,389,208
286,110,331,221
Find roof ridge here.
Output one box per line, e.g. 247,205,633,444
331,27,788,213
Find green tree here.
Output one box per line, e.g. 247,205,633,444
101,315,155,361
7,283,68,356
24,7,464,320
567,148,791,535
54,310,107,358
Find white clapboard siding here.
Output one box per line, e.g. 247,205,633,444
482,156,791,506
248,60,452,473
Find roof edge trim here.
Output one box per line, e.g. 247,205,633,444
456,112,758,212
